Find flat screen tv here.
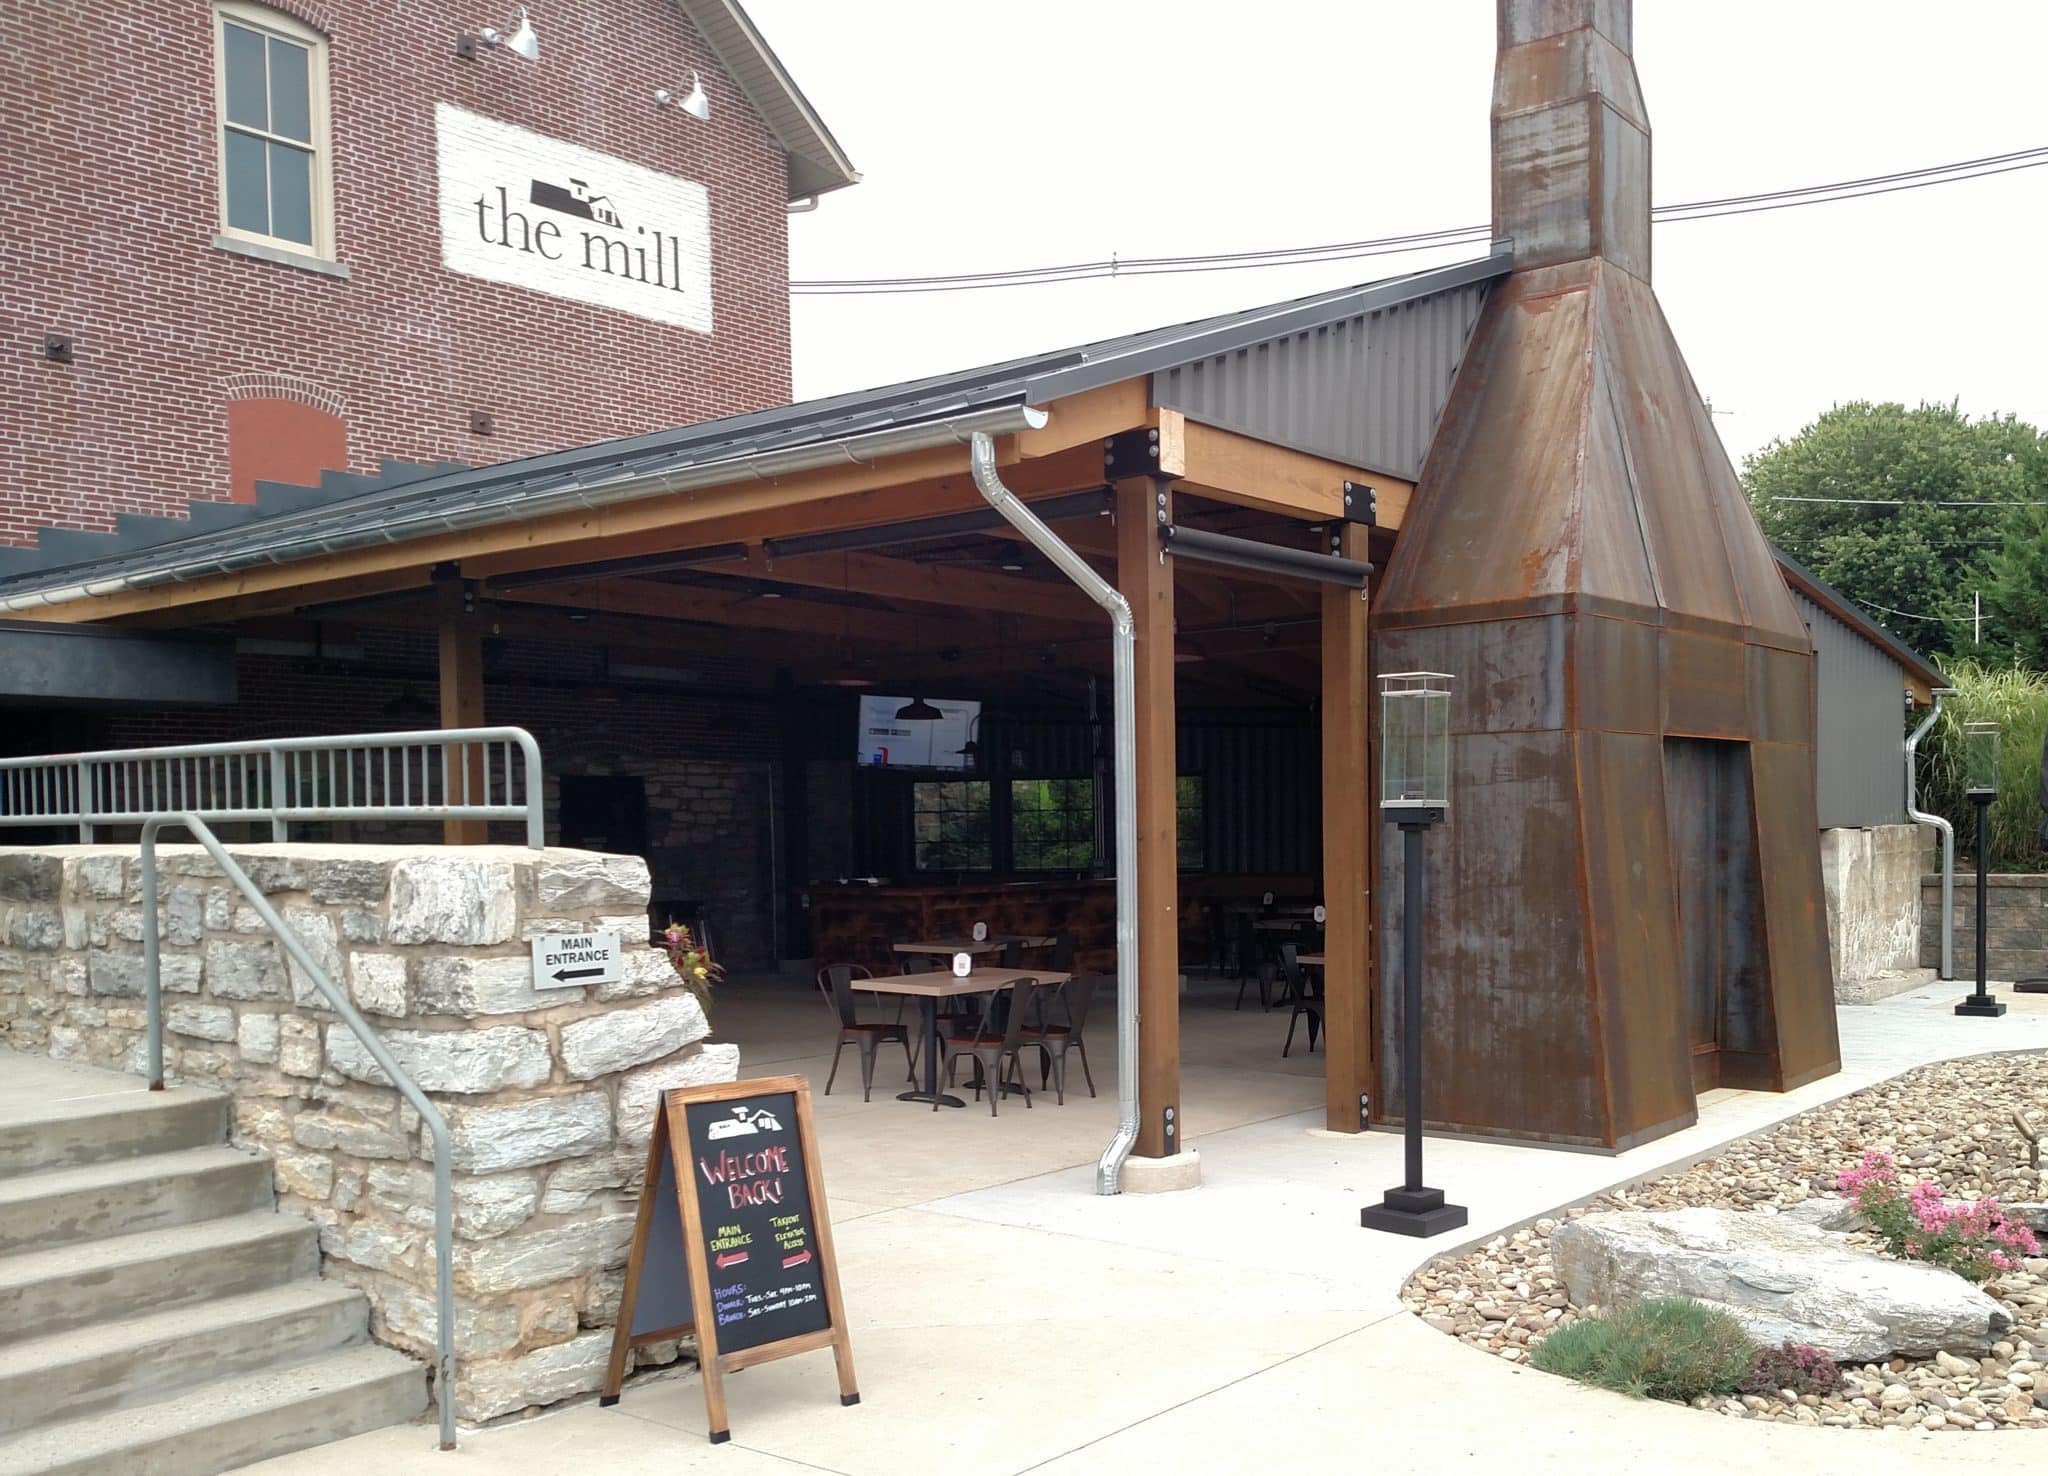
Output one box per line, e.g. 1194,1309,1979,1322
855,696,980,770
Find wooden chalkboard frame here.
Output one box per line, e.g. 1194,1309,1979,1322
600,1075,858,1443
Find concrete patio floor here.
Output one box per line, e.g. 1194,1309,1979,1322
237,974,2048,1474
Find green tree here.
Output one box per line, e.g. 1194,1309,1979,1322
1742,402,2045,659
1984,499,2048,671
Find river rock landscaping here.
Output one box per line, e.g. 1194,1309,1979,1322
1402,1050,2048,1431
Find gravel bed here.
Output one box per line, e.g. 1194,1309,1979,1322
1402,1050,2048,1430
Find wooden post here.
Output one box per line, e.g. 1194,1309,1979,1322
1115,476,1181,1159
436,576,488,845
1322,524,1373,1132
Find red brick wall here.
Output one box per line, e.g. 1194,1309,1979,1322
1,0,795,548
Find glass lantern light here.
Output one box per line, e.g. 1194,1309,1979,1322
1379,672,1453,824
1964,721,2000,798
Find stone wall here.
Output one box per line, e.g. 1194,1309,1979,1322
0,842,739,1422
1922,872,2048,982
1821,824,1934,1003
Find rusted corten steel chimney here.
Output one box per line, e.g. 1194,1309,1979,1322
1371,0,1840,1149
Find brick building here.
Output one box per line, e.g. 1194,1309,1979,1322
2,0,854,547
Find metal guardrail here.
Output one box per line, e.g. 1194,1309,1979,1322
141,815,462,1451
0,727,544,847
0,726,552,1451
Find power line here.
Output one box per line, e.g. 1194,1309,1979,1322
792,147,2048,296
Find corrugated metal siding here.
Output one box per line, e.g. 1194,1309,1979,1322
1151,279,1492,480
1794,588,1909,827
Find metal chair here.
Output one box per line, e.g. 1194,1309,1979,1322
1021,972,1099,1104
1280,944,1323,1057
822,964,915,1102
1233,912,1271,1010
940,981,1039,1115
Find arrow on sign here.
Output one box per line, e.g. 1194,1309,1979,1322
781,1250,812,1269
715,1250,750,1269
552,967,605,982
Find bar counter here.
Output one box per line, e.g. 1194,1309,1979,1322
807,879,1115,976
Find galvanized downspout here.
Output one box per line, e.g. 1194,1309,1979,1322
1907,688,1957,980
968,430,1140,1195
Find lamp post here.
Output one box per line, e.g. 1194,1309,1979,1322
1361,672,1467,1238
1956,720,2006,1018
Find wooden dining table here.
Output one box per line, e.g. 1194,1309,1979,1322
857,967,1072,1108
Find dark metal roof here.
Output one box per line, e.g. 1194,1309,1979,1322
0,251,1510,609
1772,546,1948,692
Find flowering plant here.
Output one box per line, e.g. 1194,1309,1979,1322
1836,1150,2039,1282
660,920,722,1013
1739,1340,1839,1397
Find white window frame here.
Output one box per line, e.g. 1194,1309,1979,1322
213,0,335,261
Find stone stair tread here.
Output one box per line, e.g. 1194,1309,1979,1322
0,1343,428,1476
0,1281,368,1437
0,1084,225,1179
0,1278,362,1382
0,1142,264,1205
0,1209,312,1307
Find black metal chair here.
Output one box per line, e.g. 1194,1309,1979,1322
1021,973,1099,1104
1234,912,1271,1011
822,964,915,1101
940,980,1038,1115
1280,943,1323,1057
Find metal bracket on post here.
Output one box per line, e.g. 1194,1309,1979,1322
1162,1104,1178,1156
1103,428,1166,483
1341,481,1377,527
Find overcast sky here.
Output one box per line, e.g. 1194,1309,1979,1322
752,1,2047,466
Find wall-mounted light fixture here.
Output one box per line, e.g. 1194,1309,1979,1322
458,7,538,62
654,71,709,121
43,333,74,365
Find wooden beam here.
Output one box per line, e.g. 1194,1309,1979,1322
1168,412,1414,528
20,437,1084,627
437,579,488,845
1013,378,1151,459
1116,475,1182,1161
1321,524,1373,1132
742,550,1099,625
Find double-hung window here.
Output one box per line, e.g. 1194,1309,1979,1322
216,2,333,258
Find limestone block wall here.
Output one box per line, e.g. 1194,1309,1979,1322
1922,872,2048,982
0,842,739,1421
1820,824,1933,1001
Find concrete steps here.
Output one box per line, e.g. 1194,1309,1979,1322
0,1344,426,1476
0,1054,427,1473
0,1281,369,1437
0,1143,273,1253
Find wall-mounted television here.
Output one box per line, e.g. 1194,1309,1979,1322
856,696,980,770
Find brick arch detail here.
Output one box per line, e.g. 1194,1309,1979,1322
220,0,338,37
219,372,348,420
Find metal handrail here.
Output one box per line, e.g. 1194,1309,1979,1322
141,814,460,1451
0,727,545,848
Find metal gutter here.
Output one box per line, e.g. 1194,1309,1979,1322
1160,524,1373,588
967,430,1140,1195
1907,688,1957,981
0,403,1042,615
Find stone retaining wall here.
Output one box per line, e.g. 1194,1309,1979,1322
0,842,739,1421
1920,871,2048,981
1821,824,1933,1002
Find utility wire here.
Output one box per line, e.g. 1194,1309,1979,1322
792,147,2048,295
1765,497,2048,507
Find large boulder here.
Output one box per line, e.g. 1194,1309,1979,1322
1550,1207,2012,1362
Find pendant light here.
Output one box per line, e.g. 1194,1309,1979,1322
819,553,876,688
895,607,941,721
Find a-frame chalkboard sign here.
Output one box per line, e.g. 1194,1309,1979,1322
600,1075,858,1443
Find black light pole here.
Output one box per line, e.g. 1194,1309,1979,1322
1363,673,1466,1239
1956,720,2005,1018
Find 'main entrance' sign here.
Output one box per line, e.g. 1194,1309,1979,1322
602,1076,857,1443
435,104,713,333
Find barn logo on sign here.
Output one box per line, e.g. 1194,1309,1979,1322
436,104,713,333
